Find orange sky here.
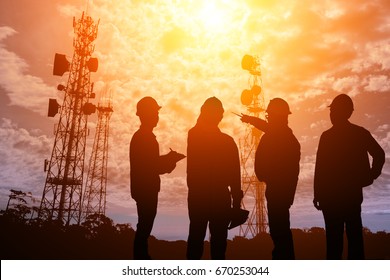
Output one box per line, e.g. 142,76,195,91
0,0,389,239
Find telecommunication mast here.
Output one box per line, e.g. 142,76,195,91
81,86,113,222
39,12,99,225
239,54,268,237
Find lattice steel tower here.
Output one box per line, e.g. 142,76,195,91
39,12,99,225
81,87,113,222
239,55,268,237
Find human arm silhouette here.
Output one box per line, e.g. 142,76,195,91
313,199,321,210
313,134,326,211
367,133,385,181
312,125,385,211
159,149,185,174
239,114,269,132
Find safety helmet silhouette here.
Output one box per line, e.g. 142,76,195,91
266,98,291,115
136,96,161,116
200,96,224,114
328,94,354,113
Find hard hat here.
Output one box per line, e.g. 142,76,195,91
136,96,161,116
228,208,249,230
200,96,224,114
328,94,354,112
266,98,291,115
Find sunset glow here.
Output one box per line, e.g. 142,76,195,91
0,0,389,241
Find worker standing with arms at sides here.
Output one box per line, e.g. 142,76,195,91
186,97,244,260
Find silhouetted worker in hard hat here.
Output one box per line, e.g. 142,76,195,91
313,94,385,259
240,98,300,259
186,97,243,260
130,96,185,260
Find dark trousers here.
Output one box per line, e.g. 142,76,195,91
186,195,230,260
267,201,295,260
322,203,364,259
133,192,158,260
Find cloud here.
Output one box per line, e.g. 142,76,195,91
332,75,360,93
1,0,389,236
0,118,50,208
364,75,390,92
378,131,390,154
242,1,390,104
160,27,191,53
0,26,17,41
0,27,57,116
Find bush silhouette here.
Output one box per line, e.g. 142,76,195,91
1,211,389,260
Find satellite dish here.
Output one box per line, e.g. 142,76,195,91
87,57,98,72
83,102,96,115
241,54,259,71
241,89,253,106
251,84,262,96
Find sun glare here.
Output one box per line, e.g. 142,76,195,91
186,0,245,36
165,0,250,50
197,2,226,30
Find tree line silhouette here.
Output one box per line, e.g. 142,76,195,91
1,192,389,260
